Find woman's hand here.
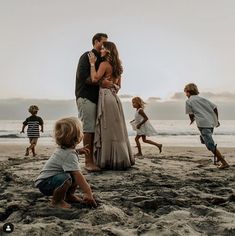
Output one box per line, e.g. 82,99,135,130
136,124,141,129
87,51,97,65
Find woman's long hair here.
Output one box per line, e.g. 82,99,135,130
103,41,123,78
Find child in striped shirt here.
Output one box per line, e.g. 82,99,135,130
21,105,44,157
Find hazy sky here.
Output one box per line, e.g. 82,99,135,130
1,0,235,100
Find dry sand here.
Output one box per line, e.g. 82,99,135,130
0,143,234,236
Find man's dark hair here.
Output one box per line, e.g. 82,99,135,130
92,33,108,45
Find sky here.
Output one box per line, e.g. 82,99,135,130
1,0,235,100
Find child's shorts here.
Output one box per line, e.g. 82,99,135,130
198,127,216,153
37,173,72,196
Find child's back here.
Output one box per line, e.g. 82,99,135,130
186,95,219,128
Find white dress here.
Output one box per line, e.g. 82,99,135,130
130,108,158,136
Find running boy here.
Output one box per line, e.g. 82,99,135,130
21,105,44,157
184,83,229,169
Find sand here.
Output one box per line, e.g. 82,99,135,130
0,143,234,236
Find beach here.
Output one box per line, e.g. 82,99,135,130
0,143,234,236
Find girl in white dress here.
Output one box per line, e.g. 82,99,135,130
131,97,162,156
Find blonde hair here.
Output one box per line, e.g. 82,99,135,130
184,83,199,95
132,96,146,109
28,105,39,114
54,117,83,148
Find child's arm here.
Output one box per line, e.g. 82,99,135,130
20,124,26,133
70,170,97,207
40,124,44,133
137,109,148,129
189,114,195,125
76,144,90,156
213,108,220,127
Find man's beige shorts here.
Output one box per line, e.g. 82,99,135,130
76,97,96,133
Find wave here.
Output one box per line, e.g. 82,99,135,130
0,133,52,139
0,131,235,139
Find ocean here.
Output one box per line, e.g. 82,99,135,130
0,120,235,147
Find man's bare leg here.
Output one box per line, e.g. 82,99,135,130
83,132,100,171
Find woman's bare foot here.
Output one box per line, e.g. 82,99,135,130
50,200,71,209
158,144,163,153
65,194,83,203
134,153,143,157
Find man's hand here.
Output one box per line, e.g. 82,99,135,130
216,121,220,127
100,78,113,89
136,124,141,129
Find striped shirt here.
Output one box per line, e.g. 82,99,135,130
23,115,44,138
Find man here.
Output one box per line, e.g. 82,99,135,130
75,33,111,171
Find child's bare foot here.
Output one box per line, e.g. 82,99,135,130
158,144,163,153
50,200,71,209
213,160,220,166
65,194,83,203
25,148,29,156
218,163,229,169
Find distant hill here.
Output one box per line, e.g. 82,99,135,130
0,96,234,120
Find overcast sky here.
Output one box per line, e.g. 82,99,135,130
1,0,235,100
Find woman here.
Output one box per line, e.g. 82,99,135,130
88,41,134,170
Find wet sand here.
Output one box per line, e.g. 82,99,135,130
0,143,234,236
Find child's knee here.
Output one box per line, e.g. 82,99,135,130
64,179,72,187
206,143,216,153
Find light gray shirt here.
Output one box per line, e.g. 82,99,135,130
185,95,218,128
35,147,81,186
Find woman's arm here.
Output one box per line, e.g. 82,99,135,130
90,62,107,82
88,52,107,82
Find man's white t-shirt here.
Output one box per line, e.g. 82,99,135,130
185,95,218,128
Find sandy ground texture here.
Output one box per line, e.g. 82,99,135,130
0,143,234,236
